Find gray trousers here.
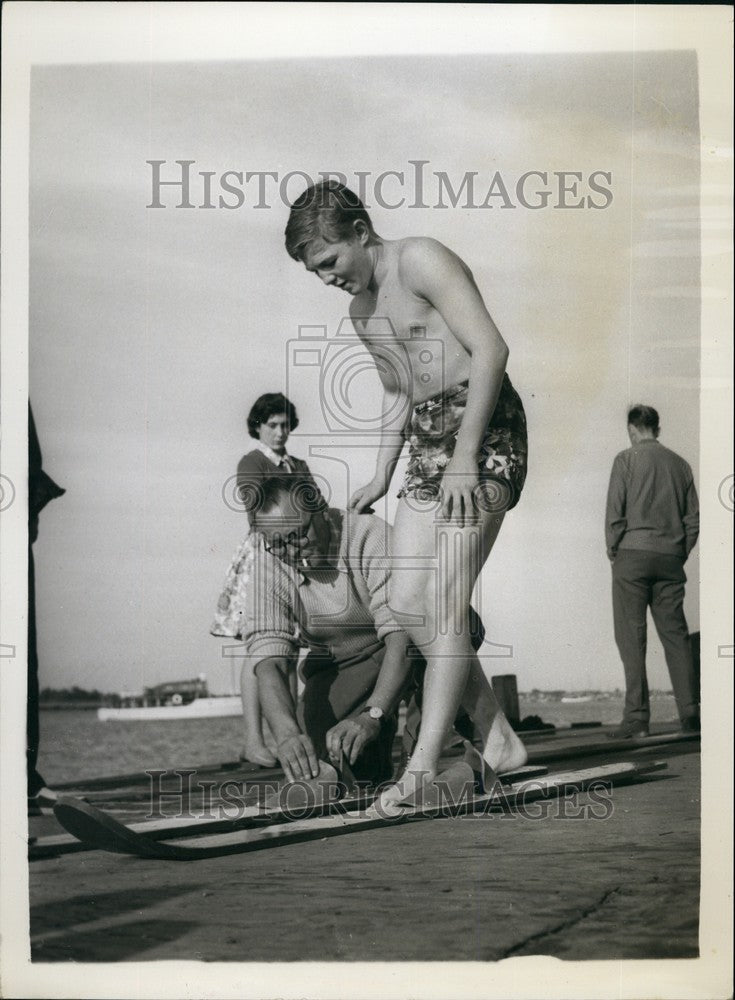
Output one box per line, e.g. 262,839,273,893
612,549,698,725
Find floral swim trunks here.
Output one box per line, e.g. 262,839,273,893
399,374,528,513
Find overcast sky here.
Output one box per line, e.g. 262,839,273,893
29,50,700,695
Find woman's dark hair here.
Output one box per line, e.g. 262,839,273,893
247,393,299,440
284,180,375,261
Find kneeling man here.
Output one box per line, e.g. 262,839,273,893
243,475,412,787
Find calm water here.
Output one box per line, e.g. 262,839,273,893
37,712,248,787
37,692,680,787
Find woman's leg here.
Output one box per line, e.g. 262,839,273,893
239,660,277,766
381,496,525,804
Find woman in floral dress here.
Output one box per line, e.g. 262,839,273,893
212,393,317,765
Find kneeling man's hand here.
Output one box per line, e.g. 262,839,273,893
327,716,380,767
277,733,320,783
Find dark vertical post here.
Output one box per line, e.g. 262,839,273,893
491,674,520,728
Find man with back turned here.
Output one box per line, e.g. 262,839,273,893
606,404,700,738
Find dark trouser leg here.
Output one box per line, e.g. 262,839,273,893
300,652,396,786
650,555,698,722
612,551,651,725
299,657,339,760
27,546,45,796
346,715,397,786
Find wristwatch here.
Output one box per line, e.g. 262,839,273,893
361,705,386,725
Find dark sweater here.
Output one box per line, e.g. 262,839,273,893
605,439,699,560
236,448,314,525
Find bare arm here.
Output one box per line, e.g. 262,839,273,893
348,321,412,511
362,629,412,714
256,656,319,781
368,383,409,492
243,546,317,780
326,516,414,764
401,240,509,524
326,630,412,766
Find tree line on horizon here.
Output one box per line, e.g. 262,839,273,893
40,685,116,703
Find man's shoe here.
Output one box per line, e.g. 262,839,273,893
681,716,700,733
607,722,649,740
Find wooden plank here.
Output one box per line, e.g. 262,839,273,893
526,729,698,763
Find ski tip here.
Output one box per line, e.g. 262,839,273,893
53,796,158,856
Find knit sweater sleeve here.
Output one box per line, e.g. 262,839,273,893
243,543,299,666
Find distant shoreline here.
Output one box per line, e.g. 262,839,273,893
39,690,676,711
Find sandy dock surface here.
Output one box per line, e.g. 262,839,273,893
28,730,700,963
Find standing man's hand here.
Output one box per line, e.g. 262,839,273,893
276,733,320,783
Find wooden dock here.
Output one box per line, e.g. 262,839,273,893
28,722,700,963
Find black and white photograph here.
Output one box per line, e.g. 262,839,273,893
1,4,732,998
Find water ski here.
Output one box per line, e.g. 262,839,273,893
53,760,665,862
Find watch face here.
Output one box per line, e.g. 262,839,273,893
368,706,383,721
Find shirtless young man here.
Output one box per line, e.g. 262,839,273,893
285,181,528,807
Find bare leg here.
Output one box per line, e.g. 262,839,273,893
379,498,525,807
460,657,527,773
239,660,277,766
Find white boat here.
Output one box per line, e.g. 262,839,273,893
97,696,241,722
560,695,593,704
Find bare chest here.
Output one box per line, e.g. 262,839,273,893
353,280,469,398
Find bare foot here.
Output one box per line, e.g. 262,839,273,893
482,713,527,774
373,759,437,816
239,745,278,768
